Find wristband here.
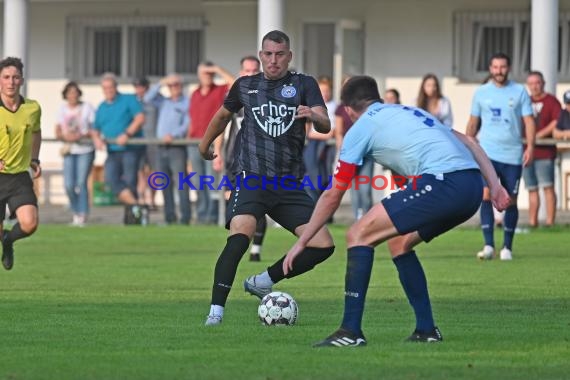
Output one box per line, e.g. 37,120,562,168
31,158,41,165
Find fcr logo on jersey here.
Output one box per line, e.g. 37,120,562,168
252,101,297,137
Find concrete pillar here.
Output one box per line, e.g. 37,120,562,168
257,0,284,49
3,0,29,93
531,0,558,93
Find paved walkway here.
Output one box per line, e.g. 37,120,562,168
34,203,570,228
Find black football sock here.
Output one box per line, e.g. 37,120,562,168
267,246,334,283
211,234,250,306
5,223,30,244
252,217,267,246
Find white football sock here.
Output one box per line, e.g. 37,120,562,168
210,304,224,317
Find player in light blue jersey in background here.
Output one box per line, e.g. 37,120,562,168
466,53,536,261
282,76,510,347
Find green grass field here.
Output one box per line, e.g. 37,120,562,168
0,224,569,380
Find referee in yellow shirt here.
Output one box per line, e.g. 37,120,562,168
0,57,42,270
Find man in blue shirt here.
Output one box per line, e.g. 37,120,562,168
144,74,191,224
282,76,510,347
466,53,536,261
92,73,146,222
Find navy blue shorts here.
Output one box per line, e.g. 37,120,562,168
482,160,522,196
382,169,483,242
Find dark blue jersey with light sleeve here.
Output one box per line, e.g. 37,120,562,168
223,71,326,179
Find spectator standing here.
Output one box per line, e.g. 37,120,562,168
304,76,339,202
145,74,191,224
336,79,373,220
133,77,159,210
55,81,95,227
522,71,561,227
91,73,147,224
416,73,453,127
188,62,235,224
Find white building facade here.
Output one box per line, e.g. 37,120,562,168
2,0,570,210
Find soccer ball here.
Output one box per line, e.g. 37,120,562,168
258,291,298,326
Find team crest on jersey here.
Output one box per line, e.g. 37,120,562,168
251,101,297,137
281,85,296,98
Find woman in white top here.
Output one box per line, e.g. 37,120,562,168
416,73,453,128
55,82,95,226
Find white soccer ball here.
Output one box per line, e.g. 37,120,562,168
258,291,298,326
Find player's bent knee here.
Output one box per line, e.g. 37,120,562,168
19,219,38,235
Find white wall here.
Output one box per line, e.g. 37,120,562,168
7,0,570,210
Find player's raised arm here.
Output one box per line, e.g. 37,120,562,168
198,106,233,160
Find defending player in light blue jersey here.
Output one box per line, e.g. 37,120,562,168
282,76,510,347
466,53,536,261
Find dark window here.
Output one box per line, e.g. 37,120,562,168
92,27,121,75
129,26,166,77
476,26,514,71
176,30,202,74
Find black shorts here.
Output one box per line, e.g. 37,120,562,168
0,172,38,220
226,172,315,233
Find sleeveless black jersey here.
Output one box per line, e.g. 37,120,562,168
224,71,326,179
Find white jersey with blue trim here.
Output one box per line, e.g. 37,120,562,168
339,102,478,176
470,80,533,165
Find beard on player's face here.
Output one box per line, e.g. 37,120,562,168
492,72,508,84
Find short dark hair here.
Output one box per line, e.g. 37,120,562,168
528,70,544,82
132,76,150,88
262,30,290,49
240,55,260,66
341,76,382,112
0,57,24,76
62,81,83,99
489,52,511,67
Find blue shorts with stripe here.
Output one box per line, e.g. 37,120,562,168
382,169,483,242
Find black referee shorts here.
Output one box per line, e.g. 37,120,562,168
225,172,315,233
0,172,38,220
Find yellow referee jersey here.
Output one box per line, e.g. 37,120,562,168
0,96,41,174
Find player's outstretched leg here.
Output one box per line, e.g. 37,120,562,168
313,246,372,347
244,246,334,299
249,216,267,262
393,251,442,343
205,233,251,326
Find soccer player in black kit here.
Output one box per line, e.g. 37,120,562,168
199,30,335,325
